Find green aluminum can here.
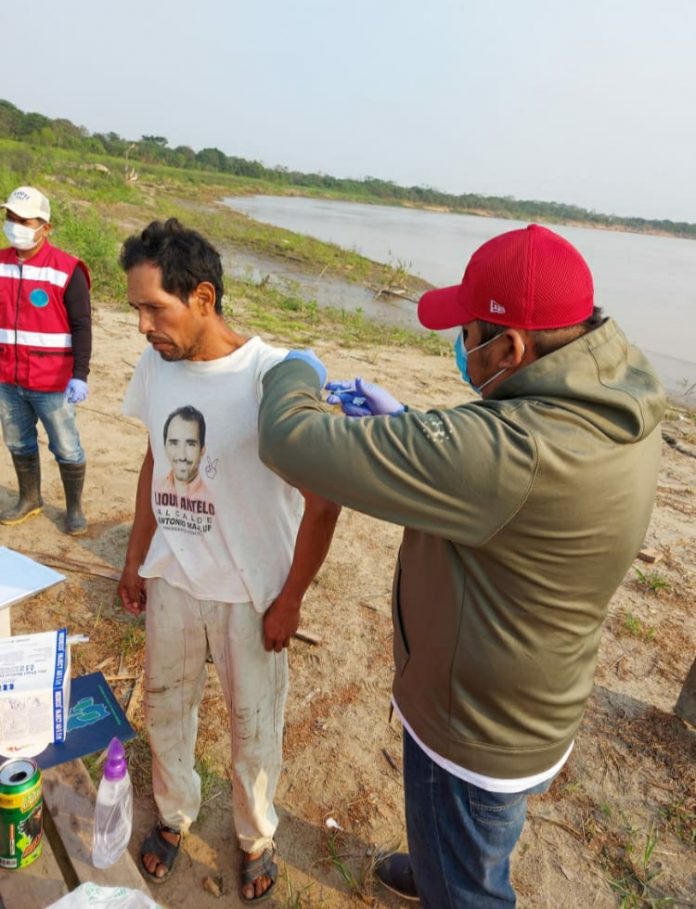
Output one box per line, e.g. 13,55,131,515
0,758,43,870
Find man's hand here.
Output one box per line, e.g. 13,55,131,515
325,377,404,416
263,594,302,652
65,378,88,404
118,563,147,616
284,349,327,386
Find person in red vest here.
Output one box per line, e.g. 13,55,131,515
0,186,91,534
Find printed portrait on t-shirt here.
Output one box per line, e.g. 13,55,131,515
153,404,216,536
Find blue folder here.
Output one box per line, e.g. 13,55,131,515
35,671,136,770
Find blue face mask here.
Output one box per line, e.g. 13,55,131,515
454,331,479,392
454,329,514,395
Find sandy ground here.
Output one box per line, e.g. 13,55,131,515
1,304,694,908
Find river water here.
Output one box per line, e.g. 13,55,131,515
223,195,696,402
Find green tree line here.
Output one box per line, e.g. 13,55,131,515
1,98,694,238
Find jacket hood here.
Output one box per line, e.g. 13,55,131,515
489,318,666,443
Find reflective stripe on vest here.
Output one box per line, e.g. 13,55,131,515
0,263,71,288
0,328,72,348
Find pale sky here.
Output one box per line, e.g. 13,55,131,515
2,0,695,222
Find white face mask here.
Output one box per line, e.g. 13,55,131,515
3,220,43,251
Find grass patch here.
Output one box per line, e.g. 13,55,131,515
320,832,398,905
553,791,685,908
634,568,671,595
323,831,374,903
658,797,696,846
605,824,675,908
52,201,125,303
277,866,323,909
225,275,447,354
621,611,657,642
118,621,146,660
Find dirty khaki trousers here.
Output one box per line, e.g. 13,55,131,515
144,577,288,853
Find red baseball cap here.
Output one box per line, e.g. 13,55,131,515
418,224,594,331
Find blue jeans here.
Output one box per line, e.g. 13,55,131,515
403,730,554,908
0,383,84,463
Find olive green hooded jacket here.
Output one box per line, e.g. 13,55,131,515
258,319,665,777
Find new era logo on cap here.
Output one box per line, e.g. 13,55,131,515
489,300,506,314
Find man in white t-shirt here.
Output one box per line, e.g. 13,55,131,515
117,218,340,903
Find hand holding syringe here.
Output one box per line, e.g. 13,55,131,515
325,378,405,416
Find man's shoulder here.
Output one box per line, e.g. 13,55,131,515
247,335,286,357
249,336,288,372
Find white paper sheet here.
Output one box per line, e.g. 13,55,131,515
0,546,65,611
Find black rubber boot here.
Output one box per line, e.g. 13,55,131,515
0,452,44,525
58,461,88,535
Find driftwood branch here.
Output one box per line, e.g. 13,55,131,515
528,812,584,841
125,672,144,721
293,629,322,645
662,431,696,459
78,404,140,426
382,747,398,771
26,551,120,582
373,286,418,303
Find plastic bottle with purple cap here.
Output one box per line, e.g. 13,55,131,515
91,736,133,868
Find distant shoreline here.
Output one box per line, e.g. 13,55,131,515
232,183,696,240
267,191,696,242
406,204,691,241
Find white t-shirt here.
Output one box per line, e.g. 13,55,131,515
393,700,573,793
122,337,303,611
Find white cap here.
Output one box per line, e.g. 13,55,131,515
1,186,51,222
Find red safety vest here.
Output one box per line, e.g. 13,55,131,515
0,241,90,392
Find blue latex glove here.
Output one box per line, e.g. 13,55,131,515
284,349,327,387
65,378,88,404
325,377,404,417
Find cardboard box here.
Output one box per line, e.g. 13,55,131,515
0,628,70,752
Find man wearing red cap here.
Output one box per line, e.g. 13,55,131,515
0,186,91,534
257,224,666,907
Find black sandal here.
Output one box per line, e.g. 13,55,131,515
139,822,181,884
240,846,278,903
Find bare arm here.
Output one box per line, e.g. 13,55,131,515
118,442,156,616
263,488,341,652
